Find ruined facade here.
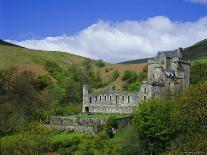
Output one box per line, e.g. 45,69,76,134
82,48,190,114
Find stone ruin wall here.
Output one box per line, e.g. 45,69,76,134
82,48,190,114
49,116,131,134
82,83,152,114
50,116,108,127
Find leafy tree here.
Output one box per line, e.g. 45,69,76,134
171,81,207,152
33,75,52,90
190,62,207,84
0,69,50,135
133,99,177,154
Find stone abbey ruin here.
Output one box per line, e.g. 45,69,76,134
82,48,190,114
50,48,190,134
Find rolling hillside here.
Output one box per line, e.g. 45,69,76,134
0,40,146,90
119,39,207,64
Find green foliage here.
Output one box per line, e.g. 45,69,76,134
170,81,207,152
1,133,51,154
110,70,120,82
190,62,207,84
127,81,141,92
95,59,105,68
50,132,82,153
105,116,118,138
33,75,52,90
0,69,50,136
55,104,82,116
133,99,177,154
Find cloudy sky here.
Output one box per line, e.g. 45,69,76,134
0,0,207,63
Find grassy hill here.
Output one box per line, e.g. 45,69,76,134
0,40,146,90
119,39,207,64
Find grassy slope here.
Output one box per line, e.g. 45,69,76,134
183,39,207,60
0,43,146,90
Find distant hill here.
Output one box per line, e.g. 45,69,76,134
182,39,207,62
119,39,207,64
0,39,23,48
0,40,146,90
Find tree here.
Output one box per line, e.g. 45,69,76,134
133,99,177,154
190,62,207,84
171,81,207,152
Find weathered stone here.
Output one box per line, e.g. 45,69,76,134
82,48,190,114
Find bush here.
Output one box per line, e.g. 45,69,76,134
170,81,207,152
95,59,105,68
1,134,50,154
105,116,118,138
190,62,207,84
33,75,52,90
127,81,141,92
133,99,177,154
110,70,119,82
55,104,82,116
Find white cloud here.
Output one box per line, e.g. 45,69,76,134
9,16,207,63
186,0,207,4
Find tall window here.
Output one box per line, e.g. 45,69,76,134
116,96,118,103
109,96,112,100
99,96,102,101
128,96,130,103
89,97,92,103
105,96,107,100
122,96,125,100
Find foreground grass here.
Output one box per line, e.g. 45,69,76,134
50,132,85,144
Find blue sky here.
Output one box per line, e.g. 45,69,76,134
0,0,207,62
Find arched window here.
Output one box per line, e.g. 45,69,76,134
122,96,125,100
99,96,102,101
109,96,112,100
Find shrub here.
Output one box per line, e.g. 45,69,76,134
95,59,105,68
133,99,177,154
170,81,207,152
105,116,118,138
1,134,50,154
33,75,52,90
127,81,141,92
190,62,207,84
110,70,119,82
55,104,82,116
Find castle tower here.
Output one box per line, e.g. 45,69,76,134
82,84,89,113
147,48,190,98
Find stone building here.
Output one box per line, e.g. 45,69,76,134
82,48,190,114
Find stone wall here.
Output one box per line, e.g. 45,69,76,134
82,48,190,114
50,116,107,127
82,86,149,114
49,115,132,134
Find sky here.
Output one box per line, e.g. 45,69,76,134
0,0,207,62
